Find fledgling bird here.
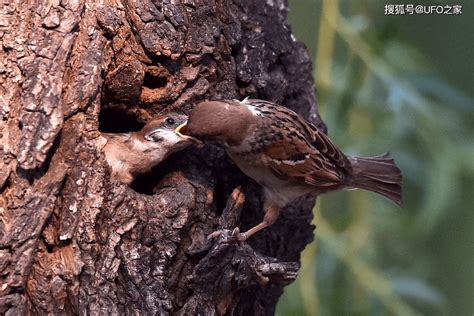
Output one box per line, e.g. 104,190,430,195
102,113,199,184
183,98,402,241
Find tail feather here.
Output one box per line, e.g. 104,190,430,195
348,153,403,206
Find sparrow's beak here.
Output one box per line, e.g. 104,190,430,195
175,122,203,147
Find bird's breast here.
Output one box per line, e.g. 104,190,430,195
228,148,314,207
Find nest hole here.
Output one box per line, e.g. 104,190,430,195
130,149,193,195
98,107,145,133
213,178,229,216
143,73,168,89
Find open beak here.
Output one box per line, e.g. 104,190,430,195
175,122,203,147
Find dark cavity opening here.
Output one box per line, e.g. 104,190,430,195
130,149,193,195
98,106,145,133
143,73,168,89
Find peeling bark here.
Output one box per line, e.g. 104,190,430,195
1,0,322,314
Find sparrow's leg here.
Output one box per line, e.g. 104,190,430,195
233,206,280,241
207,187,246,241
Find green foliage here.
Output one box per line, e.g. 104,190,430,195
277,1,474,315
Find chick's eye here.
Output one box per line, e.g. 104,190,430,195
166,117,175,125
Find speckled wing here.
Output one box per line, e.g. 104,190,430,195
258,107,352,187
261,131,342,186
298,117,352,169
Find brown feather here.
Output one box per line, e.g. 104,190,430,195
187,98,402,208
348,154,403,206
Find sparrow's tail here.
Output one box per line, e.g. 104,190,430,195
348,153,403,206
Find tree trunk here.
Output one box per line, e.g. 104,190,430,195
0,0,325,314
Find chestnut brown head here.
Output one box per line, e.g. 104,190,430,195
185,100,256,146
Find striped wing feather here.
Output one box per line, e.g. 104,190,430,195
243,99,352,187
262,129,346,186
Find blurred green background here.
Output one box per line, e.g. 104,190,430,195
277,1,473,315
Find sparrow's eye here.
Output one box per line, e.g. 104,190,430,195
166,117,175,125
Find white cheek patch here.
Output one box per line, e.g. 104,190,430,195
138,129,182,153
154,129,182,144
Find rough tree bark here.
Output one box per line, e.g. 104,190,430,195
0,0,326,314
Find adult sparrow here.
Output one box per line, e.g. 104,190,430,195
102,113,200,184
182,98,402,241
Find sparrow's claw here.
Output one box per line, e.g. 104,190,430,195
231,227,240,238
206,186,248,243
206,227,248,243
232,227,248,242
207,230,223,241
